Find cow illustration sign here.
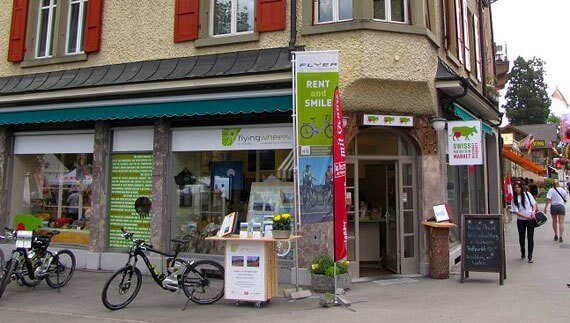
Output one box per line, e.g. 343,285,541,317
447,120,483,165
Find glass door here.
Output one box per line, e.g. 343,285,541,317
399,160,418,274
346,160,358,277
383,162,399,273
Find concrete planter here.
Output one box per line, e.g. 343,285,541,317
272,230,291,239
311,273,351,292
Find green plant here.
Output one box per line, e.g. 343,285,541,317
272,213,291,231
543,178,557,190
310,253,349,277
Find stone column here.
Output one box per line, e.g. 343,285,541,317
89,122,111,256
0,127,10,230
151,119,170,251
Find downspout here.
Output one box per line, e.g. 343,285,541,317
288,0,298,53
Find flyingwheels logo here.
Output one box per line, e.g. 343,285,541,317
222,128,242,147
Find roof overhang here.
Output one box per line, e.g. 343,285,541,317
436,79,501,125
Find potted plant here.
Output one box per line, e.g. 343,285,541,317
309,254,351,292
272,213,291,239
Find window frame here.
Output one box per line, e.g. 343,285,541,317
65,0,88,55
313,0,354,25
210,0,255,37
372,0,409,25
473,14,483,81
35,0,58,59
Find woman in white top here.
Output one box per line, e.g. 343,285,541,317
544,182,567,243
511,182,537,263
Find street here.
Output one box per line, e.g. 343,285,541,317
1,203,569,323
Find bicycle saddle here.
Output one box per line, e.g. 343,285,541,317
170,238,190,244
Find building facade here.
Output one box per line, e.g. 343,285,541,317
0,0,502,282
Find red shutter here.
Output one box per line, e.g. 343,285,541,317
257,0,286,32
7,0,29,62
174,0,199,42
84,0,104,53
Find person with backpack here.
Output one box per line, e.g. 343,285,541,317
544,181,567,243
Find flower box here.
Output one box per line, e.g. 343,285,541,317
311,273,351,293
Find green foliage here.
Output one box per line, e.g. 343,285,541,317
543,178,557,190
503,57,552,125
546,113,561,125
310,253,349,277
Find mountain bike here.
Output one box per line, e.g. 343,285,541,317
101,228,225,310
0,227,76,300
300,115,333,139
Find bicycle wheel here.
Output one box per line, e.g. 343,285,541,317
324,124,333,138
181,260,224,305
102,266,142,310
0,260,16,300
276,241,292,257
300,125,314,139
46,250,76,288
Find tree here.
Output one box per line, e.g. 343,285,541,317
503,56,551,125
546,113,561,125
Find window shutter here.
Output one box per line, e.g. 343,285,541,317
84,0,104,53
454,0,464,63
257,0,286,32
174,0,199,42
463,2,471,72
7,0,29,62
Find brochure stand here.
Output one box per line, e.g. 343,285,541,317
206,235,301,308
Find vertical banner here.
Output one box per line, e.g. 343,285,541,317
447,120,483,165
561,114,570,143
294,51,339,224
332,87,347,261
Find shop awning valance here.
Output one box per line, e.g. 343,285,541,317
0,95,292,125
502,147,546,176
453,103,494,135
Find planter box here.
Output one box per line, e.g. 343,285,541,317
311,273,351,292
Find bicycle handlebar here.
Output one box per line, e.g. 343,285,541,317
120,228,152,249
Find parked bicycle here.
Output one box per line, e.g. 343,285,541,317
0,227,76,300
101,227,225,310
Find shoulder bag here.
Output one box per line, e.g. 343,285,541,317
553,187,567,203
526,192,547,227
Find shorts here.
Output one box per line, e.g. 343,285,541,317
550,204,566,216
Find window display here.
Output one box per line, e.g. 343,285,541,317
10,154,93,246
171,150,293,255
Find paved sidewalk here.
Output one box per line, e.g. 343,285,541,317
1,205,569,322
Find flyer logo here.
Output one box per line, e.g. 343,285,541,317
222,128,242,147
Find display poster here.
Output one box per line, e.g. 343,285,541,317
447,120,483,166
247,182,294,224
109,154,153,248
332,87,347,261
225,241,265,302
294,51,339,224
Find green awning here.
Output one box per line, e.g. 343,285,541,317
453,103,494,135
0,95,292,125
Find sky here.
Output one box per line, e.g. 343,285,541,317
492,0,570,122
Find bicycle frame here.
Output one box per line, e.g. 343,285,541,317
8,248,38,281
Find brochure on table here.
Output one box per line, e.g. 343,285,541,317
225,240,266,302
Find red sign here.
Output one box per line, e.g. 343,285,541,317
332,87,347,261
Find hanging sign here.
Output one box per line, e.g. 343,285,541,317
447,120,483,165
294,51,339,224
362,114,414,127
333,87,347,261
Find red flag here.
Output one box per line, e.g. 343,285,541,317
503,176,513,204
553,87,569,108
332,87,347,261
552,143,560,156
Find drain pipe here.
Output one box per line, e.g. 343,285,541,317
288,0,298,53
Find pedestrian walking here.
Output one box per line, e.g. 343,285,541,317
544,182,567,242
511,182,537,263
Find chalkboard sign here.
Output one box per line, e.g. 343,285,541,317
460,214,505,285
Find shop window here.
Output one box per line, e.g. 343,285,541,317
373,0,408,23
314,0,353,24
212,0,254,36
171,149,293,256
10,153,93,246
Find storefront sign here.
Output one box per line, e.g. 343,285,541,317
109,154,153,248
172,125,293,152
225,241,266,302
294,51,339,224
332,88,347,261
532,140,546,148
501,133,514,146
447,120,483,166
362,114,414,127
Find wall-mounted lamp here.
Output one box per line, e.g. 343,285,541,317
343,117,349,128
430,116,447,132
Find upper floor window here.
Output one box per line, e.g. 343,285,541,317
314,0,353,24
212,0,254,36
36,0,58,58
374,0,408,23
66,0,88,55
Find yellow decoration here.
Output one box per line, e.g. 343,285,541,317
274,215,281,222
